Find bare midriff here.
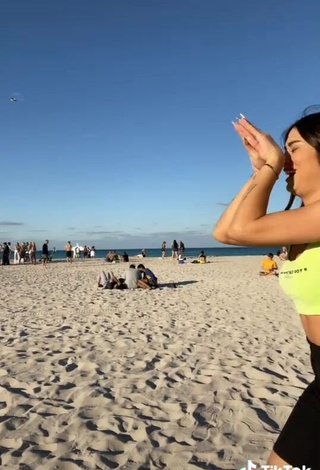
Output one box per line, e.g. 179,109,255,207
300,315,320,346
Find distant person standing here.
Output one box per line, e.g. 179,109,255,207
90,246,96,258
179,241,185,256
42,240,49,267
65,241,73,263
161,241,166,258
141,249,146,258
75,246,80,259
29,242,37,265
20,243,26,263
8,242,12,262
171,240,178,259
2,242,10,265
14,242,21,264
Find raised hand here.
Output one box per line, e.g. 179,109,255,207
233,115,284,175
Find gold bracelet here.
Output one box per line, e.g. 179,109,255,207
264,163,279,179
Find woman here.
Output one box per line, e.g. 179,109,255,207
161,241,166,258
214,110,320,468
14,242,21,264
171,240,178,259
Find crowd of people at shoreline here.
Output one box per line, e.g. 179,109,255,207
0,239,189,265
1,238,287,273
0,241,39,265
0,240,98,265
161,240,186,259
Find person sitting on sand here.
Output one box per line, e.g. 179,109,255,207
277,250,287,261
137,264,158,289
198,251,207,264
97,271,127,289
113,252,119,263
277,246,288,261
122,264,141,289
260,253,278,276
178,253,185,264
122,252,129,262
106,250,114,262
192,251,207,264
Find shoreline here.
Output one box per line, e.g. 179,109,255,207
4,254,268,266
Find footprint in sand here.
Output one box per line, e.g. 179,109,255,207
4,416,30,431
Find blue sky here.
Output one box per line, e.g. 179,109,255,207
1,0,320,249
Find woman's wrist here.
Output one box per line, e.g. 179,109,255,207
263,163,280,179
254,161,282,179
265,158,284,176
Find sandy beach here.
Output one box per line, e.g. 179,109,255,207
0,256,312,469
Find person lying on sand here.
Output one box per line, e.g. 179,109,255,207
97,271,127,289
97,265,158,290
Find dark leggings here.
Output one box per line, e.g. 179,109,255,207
274,339,320,468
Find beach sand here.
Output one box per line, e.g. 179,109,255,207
0,256,311,469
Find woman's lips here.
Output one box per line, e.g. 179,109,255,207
285,172,295,183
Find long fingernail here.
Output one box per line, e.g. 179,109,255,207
231,121,237,126
240,113,246,118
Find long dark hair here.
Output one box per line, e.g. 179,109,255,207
284,193,296,211
283,109,320,153
283,107,320,211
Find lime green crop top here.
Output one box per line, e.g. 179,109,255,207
279,243,320,315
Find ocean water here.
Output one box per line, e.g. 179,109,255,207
31,246,280,260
